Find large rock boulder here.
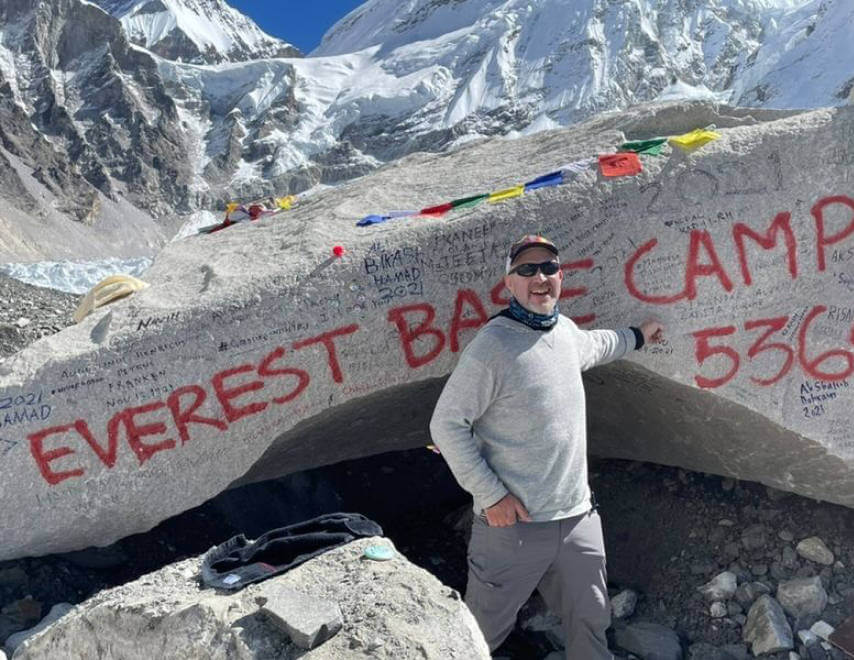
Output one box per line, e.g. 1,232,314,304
11,537,489,659
1,101,853,559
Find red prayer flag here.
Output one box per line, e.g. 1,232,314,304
419,202,454,216
598,152,642,177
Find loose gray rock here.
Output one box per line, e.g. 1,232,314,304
613,621,683,660
777,577,828,620
4,603,73,655
699,572,738,602
256,585,342,650
796,538,835,566
742,524,770,552
743,595,793,656
611,589,639,619
809,620,834,642
798,629,820,646
11,538,490,659
710,602,728,618
783,546,799,569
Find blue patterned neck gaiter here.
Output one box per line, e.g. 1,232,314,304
508,297,559,330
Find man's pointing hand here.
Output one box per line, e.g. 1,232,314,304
485,493,532,527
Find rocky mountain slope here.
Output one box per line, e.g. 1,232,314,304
0,0,851,262
93,0,301,63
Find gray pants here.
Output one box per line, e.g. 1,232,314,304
465,509,612,659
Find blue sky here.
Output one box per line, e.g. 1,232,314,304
228,1,367,54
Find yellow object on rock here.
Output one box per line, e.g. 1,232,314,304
73,275,149,323
488,185,525,203
668,128,721,151
276,195,296,210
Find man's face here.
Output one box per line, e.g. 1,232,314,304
503,246,563,315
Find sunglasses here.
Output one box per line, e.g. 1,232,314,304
508,260,560,277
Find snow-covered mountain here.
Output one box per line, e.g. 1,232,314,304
92,0,301,63
0,0,851,262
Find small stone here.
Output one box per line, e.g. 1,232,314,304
783,545,799,569
699,572,738,602
719,519,735,527
777,577,828,620
710,602,728,618
724,542,742,559
728,601,743,616
257,585,342,650
796,537,834,565
743,595,793,656
779,530,795,542
742,524,769,551
14,317,30,327
751,563,768,576
770,562,789,581
721,478,736,491
809,620,834,641
797,629,819,646
614,622,682,660
611,589,638,619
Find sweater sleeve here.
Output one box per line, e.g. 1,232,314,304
572,323,637,371
429,348,509,511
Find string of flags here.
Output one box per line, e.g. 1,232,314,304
197,194,298,234
355,126,721,227
196,125,721,236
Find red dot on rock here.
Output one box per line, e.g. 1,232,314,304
332,245,345,257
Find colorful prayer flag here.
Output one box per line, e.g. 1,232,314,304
388,210,418,218
420,202,454,216
557,157,597,175
488,185,525,203
598,152,643,177
668,128,721,151
276,195,296,210
620,138,666,155
451,194,489,209
524,171,564,192
357,214,392,226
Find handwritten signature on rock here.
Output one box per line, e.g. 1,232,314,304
838,272,854,292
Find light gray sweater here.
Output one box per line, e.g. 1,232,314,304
429,314,635,521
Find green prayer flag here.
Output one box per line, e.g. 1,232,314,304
451,194,489,209
620,138,666,155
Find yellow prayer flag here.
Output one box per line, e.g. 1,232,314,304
668,128,721,151
226,202,239,214
276,195,296,210
488,185,524,203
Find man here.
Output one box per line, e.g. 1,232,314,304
430,234,663,658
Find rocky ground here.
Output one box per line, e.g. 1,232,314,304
0,275,77,360
1,276,853,659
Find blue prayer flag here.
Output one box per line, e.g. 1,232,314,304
357,214,392,227
524,171,564,192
